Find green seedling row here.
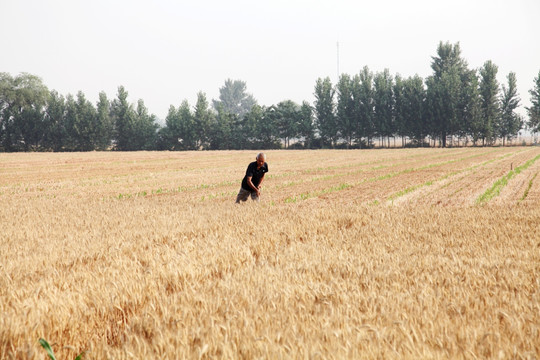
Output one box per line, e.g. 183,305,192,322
477,154,540,204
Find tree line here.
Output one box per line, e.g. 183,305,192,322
1,42,540,152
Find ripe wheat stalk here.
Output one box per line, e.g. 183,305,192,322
1,148,538,359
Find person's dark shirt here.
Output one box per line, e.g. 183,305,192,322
241,161,268,192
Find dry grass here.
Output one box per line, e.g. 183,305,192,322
1,148,539,359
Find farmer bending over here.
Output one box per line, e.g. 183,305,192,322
236,153,268,203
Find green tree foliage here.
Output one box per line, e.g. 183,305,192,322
256,106,280,149
314,77,336,147
479,60,500,145
209,105,236,150
355,67,375,146
297,101,315,148
42,90,67,151
441,68,462,144
70,91,100,151
498,72,522,145
132,99,159,150
110,86,135,150
0,73,49,151
0,74,195,152
43,90,110,151
393,74,406,145
241,104,266,149
96,92,113,150
336,74,356,147
527,70,540,133
63,95,79,150
426,41,470,147
177,101,197,149
373,69,394,147
0,48,533,152
462,71,483,145
193,92,213,149
160,101,196,150
455,68,479,145
110,86,157,150
212,79,257,118
402,75,426,145
274,100,301,148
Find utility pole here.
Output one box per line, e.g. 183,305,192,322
336,41,340,82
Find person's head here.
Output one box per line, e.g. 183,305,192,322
256,152,266,167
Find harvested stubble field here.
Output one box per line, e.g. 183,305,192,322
1,147,539,359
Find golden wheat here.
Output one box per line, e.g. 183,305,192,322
1,148,539,359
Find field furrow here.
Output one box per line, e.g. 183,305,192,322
388,147,540,206
274,148,511,205
490,152,540,205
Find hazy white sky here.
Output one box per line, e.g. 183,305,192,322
1,0,539,120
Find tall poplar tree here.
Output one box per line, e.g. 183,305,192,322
336,74,355,147
193,91,213,149
43,90,66,151
132,99,158,150
62,91,100,151
73,91,99,151
373,69,394,147
498,72,522,145
356,66,374,146
110,86,135,151
393,74,406,145
527,70,540,134
462,71,483,145
314,77,336,147
298,101,315,148
275,100,300,148
239,104,264,149
425,42,469,147
161,101,196,150
63,94,77,150
96,92,112,150
258,105,279,148
479,60,500,145
403,75,426,145
159,105,180,150
177,100,196,149
209,105,235,150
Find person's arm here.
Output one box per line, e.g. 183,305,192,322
246,176,260,197
257,174,265,190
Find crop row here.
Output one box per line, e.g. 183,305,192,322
280,148,512,204
386,149,526,203
519,172,538,202
107,148,480,202
476,153,540,204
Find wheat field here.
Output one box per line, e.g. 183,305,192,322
1,147,539,359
